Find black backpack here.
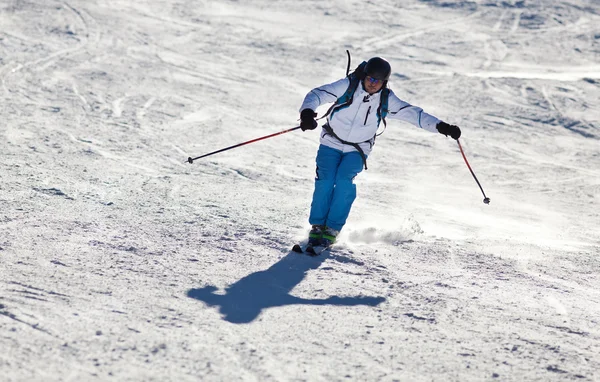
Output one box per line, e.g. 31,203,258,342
321,52,390,131
318,52,390,170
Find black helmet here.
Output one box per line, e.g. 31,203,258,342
364,57,391,81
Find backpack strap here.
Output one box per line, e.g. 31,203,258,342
345,49,351,77
322,123,369,170
317,61,367,122
374,88,390,137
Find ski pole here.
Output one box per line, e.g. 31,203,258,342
187,126,302,164
457,139,491,205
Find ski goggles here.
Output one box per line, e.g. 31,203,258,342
366,76,383,84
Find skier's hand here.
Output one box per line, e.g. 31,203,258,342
300,109,318,131
436,121,461,140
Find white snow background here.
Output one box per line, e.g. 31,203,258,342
1,0,600,381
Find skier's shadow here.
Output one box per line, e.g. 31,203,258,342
187,251,385,324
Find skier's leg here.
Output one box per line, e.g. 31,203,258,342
325,151,364,232
309,145,343,226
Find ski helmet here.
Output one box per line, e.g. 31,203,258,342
364,57,391,81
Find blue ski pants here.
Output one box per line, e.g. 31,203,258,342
309,145,365,231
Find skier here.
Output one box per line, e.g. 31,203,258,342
298,56,461,250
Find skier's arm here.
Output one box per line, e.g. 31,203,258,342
387,91,461,139
386,91,441,133
299,78,350,113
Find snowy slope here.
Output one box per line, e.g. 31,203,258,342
1,0,600,381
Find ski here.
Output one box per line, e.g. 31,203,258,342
305,245,320,256
291,243,331,256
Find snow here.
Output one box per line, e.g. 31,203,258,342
1,0,599,380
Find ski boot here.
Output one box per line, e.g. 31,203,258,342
308,225,325,247
321,227,339,248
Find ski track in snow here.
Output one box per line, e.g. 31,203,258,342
1,0,600,381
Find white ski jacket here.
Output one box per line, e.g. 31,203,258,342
300,77,441,156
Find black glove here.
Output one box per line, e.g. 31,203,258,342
300,109,318,131
436,121,461,140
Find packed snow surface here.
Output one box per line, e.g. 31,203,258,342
1,0,599,381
